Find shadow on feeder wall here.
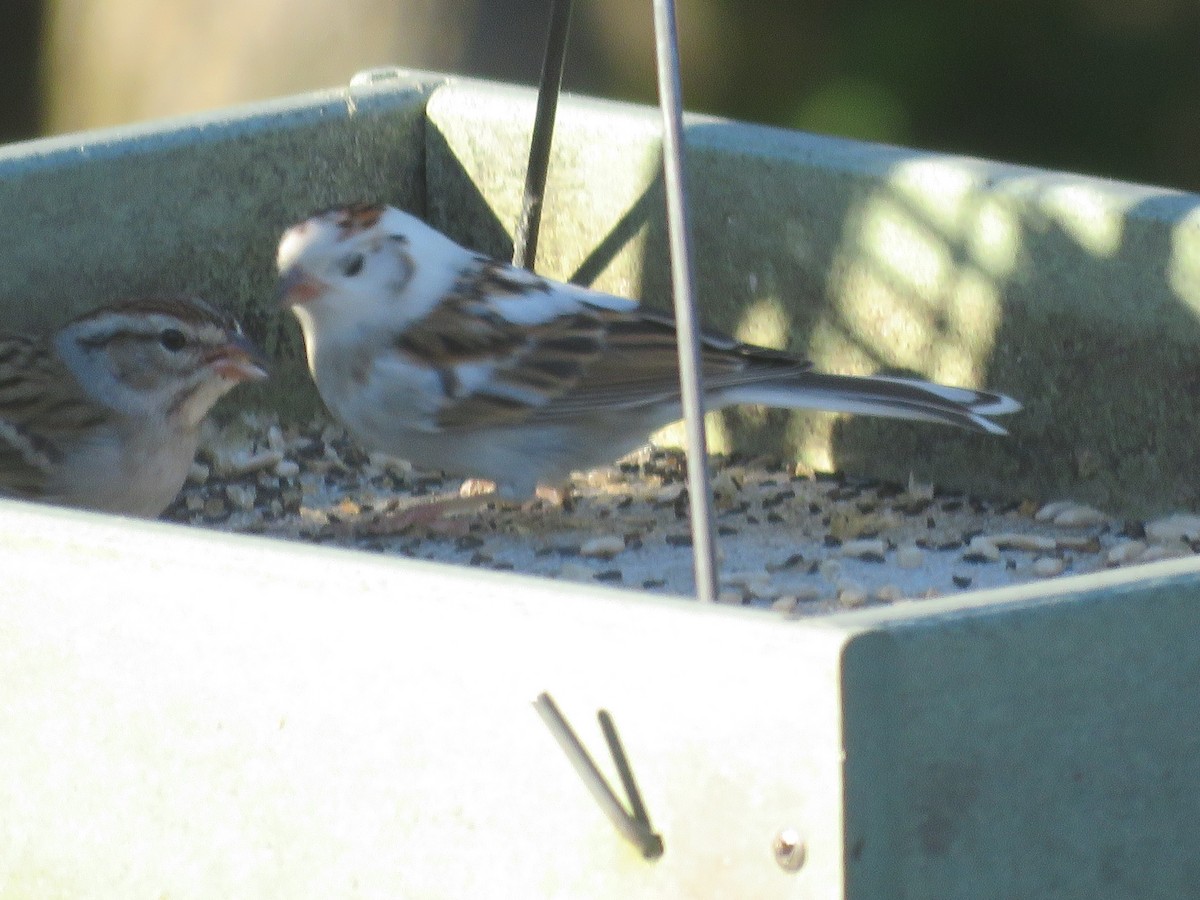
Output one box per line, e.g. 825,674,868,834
822,162,1200,517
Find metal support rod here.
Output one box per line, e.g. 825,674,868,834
513,0,574,270
534,693,664,859
650,0,720,602
598,710,654,831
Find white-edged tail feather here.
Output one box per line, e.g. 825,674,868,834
721,372,1022,436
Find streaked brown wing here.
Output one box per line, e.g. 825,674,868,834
393,296,527,365
392,260,812,429
393,291,610,429
523,308,811,420
0,336,105,499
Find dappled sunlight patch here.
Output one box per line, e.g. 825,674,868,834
857,195,954,301
968,197,1023,278
821,159,1016,376
733,296,791,350
789,412,837,474
1035,182,1124,259
1169,206,1200,318
649,410,732,456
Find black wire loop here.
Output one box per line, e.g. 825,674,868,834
534,692,664,860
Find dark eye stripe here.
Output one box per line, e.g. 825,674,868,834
76,327,183,351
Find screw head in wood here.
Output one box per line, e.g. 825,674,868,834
773,828,806,872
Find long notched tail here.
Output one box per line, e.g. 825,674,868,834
726,372,1022,435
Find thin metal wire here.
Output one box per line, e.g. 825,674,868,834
597,710,655,833
513,0,575,270
533,693,664,860
651,0,719,603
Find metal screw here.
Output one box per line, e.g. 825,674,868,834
773,828,806,872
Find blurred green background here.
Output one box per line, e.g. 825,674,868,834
3,0,1198,191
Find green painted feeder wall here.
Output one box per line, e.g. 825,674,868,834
4,70,1200,513
0,71,1197,899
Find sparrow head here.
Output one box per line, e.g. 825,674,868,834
276,202,411,310
276,203,465,334
55,295,269,429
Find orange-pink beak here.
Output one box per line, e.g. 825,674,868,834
277,265,327,308
208,332,269,382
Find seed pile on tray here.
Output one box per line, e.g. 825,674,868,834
163,412,1200,616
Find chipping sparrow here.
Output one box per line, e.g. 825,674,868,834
277,203,1020,498
0,295,268,517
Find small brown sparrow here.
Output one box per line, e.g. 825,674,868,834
277,203,1020,498
0,295,268,516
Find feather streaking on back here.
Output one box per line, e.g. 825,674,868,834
278,204,1020,497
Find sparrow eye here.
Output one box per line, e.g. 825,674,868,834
340,253,365,277
159,328,187,352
